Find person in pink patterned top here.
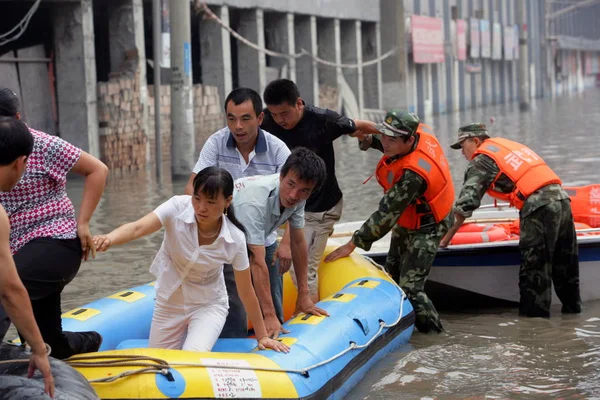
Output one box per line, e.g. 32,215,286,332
0,88,108,360
0,117,54,396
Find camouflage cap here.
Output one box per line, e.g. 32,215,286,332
450,122,490,149
379,109,420,137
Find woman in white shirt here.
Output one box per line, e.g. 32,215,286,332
93,167,289,353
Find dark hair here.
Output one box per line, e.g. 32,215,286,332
399,135,412,144
263,79,300,106
0,88,20,117
281,147,326,193
0,117,33,166
224,87,263,116
193,167,251,259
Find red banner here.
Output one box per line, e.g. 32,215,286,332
411,15,445,64
456,20,467,61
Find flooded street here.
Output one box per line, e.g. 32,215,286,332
63,89,600,398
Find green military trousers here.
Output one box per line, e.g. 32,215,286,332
384,215,452,333
519,198,582,317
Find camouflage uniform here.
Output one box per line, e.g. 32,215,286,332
354,134,452,333
454,147,582,317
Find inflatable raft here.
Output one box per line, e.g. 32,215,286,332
0,342,98,399
45,248,414,399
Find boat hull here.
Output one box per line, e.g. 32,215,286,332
330,207,600,304
362,239,600,303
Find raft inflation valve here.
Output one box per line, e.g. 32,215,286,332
163,369,175,382
155,368,185,397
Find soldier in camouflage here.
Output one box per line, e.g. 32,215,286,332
440,123,582,318
325,110,454,334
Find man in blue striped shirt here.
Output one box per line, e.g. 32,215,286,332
185,87,291,338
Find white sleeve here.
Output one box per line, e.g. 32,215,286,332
192,135,219,173
231,242,250,271
153,196,180,225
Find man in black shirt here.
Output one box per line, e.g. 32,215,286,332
261,79,379,302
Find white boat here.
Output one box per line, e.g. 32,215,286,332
329,204,600,304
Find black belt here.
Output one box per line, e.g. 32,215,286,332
419,214,436,228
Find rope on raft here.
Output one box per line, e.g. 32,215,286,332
66,287,407,383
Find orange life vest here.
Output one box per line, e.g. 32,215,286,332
375,124,455,230
564,185,600,228
473,138,561,210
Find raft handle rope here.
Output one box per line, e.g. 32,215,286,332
363,255,388,274
0,342,52,366
66,287,407,383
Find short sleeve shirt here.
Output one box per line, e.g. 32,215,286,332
231,174,305,246
192,127,291,178
151,195,250,304
0,128,82,254
261,104,356,212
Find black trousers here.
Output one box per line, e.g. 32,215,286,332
219,243,283,338
0,238,90,359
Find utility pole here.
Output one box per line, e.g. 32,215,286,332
517,0,529,111
544,1,555,99
152,0,162,180
170,0,195,177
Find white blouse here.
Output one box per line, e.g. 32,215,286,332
150,195,249,305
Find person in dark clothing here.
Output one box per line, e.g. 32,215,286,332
0,116,54,396
261,79,380,303
0,88,108,359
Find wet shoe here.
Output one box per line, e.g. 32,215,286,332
525,310,550,318
519,304,550,318
76,331,103,354
561,304,582,314
415,318,445,333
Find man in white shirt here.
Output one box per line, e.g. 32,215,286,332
185,88,291,338
232,147,329,338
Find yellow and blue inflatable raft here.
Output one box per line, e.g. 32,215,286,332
57,250,415,399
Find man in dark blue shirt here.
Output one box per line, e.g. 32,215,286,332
261,79,379,303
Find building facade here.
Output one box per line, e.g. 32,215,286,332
0,0,598,175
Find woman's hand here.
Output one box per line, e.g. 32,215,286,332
28,346,54,398
93,234,113,252
257,336,290,353
77,223,96,261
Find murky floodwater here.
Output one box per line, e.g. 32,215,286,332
59,89,600,398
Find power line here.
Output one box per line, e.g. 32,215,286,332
0,0,42,47
196,1,397,69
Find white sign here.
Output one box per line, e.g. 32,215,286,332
492,23,502,60
201,358,262,398
161,32,171,68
